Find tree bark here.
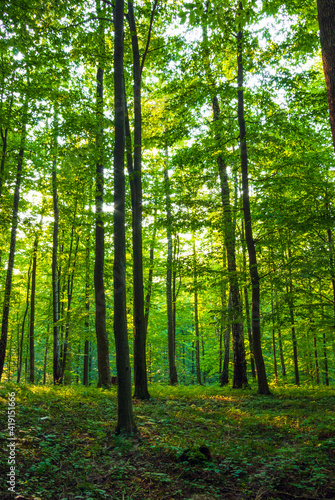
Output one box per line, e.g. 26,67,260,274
237,7,270,394
271,284,278,384
242,223,256,379
213,96,248,389
84,234,90,387
144,210,157,333
0,112,26,381
126,2,149,400
94,6,111,387
164,161,178,385
17,261,32,383
317,0,335,151
52,155,62,385
114,0,137,434
220,290,231,386
29,235,38,383
193,238,201,385
62,214,80,384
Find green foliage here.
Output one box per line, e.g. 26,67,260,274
0,383,334,499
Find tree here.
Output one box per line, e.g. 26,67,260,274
317,0,335,151
236,2,270,395
114,0,137,434
0,99,27,381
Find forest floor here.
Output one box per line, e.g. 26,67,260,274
0,382,335,500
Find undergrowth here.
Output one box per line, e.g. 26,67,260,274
0,382,334,499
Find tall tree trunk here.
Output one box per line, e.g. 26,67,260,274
0,110,26,380
242,223,256,379
220,291,231,386
172,234,181,364
287,242,299,386
214,97,247,389
164,159,178,385
287,283,299,386
317,0,335,151
17,262,32,383
0,94,13,198
193,238,201,385
271,285,278,384
7,330,13,381
52,155,62,385
320,284,329,385
43,324,49,385
126,1,150,400
62,228,80,384
144,210,157,333
114,0,137,434
94,5,111,388
236,7,270,394
29,235,38,384
327,228,335,326
83,234,90,387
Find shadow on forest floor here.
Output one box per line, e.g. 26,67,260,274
0,383,335,499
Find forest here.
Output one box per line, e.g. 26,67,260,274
1,0,335,498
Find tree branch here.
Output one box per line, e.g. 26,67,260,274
140,0,159,76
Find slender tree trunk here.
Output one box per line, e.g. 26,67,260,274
0,126,8,198
0,112,26,380
287,283,299,386
29,235,38,383
43,325,49,385
327,228,335,325
0,94,13,198
164,159,178,385
83,235,90,387
278,327,286,379
313,334,320,384
52,155,62,385
203,15,247,388
18,262,32,383
62,229,80,384
94,8,111,387
220,291,231,386
317,0,335,151
214,98,247,388
114,0,137,434
236,8,270,394
193,238,201,385
287,242,299,386
126,1,149,400
242,224,256,379
144,210,157,333
271,285,278,384
7,330,13,381
320,285,329,385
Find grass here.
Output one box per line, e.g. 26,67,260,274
0,382,335,499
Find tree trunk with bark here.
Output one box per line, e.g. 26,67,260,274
236,7,270,394
94,6,111,388
125,0,157,399
220,291,231,386
164,163,178,385
193,238,201,385
144,210,157,333
52,155,62,385
213,96,248,389
114,0,137,434
18,262,31,383
317,0,335,151
29,235,38,383
0,111,26,381
83,235,90,387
